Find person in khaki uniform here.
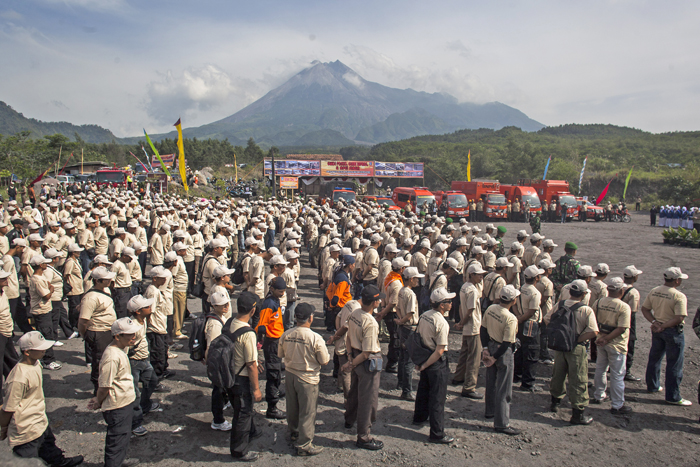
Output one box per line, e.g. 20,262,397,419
591,277,632,414
342,285,384,451
513,265,543,392
64,244,85,336
0,332,83,467
0,269,19,397
481,285,521,435
328,299,361,399
88,318,141,467
454,262,487,399
145,266,172,380
536,258,556,364
413,287,454,444
278,303,329,457
28,255,61,370
548,280,599,425
641,267,691,406
206,292,233,432
621,265,643,381
394,267,423,400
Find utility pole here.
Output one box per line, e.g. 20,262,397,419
269,147,279,198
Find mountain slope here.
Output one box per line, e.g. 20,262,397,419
0,101,117,143
136,60,544,145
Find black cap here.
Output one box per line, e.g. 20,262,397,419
237,291,258,315
270,276,287,290
361,284,386,301
294,303,315,321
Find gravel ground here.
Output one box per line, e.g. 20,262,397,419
2,212,700,467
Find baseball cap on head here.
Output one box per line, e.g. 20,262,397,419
164,251,178,263
361,284,385,302
29,255,51,267
471,245,485,255
430,287,456,302
622,265,642,277
391,257,408,269
18,331,55,351
237,291,258,314
467,263,487,275
270,255,288,266
523,265,545,279
127,295,154,313
495,257,514,268
542,239,558,248
595,263,610,275
270,276,287,290
569,279,589,294
443,257,460,272
664,267,688,280
538,258,556,269
516,230,530,238
209,291,230,306
605,277,625,290
294,303,315,321
500,284,520,302
12,238,27,247
93,254,112,265
111,317,142,336
403,267,424,279
576,265,596,278
212,265,235,278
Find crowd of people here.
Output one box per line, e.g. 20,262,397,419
0,185,696,465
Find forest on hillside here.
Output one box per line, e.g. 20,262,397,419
2,124,699,205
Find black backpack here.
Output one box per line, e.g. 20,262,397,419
420,272,444,313
231,253,251,285
480,275,500,313
206,322,255,389
189,314,222,361
405,316,434,366
192,256,220,298
547,301,584,352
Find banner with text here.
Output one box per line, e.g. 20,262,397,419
374,161,424,178
280,177,299,189
320,160,374,177
151,154,175,168
264,159,320,176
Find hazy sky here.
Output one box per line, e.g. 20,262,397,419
2,0,699,137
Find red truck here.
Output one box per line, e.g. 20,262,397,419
530,180,578,221
575,197,604,222
95,166,132,189
499,183,542,220
451,180,507,219
432,190,470,219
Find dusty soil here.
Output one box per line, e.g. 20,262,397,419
2,212,700,467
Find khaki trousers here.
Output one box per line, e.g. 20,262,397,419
285,372,319,450
550,344,589,410
173,291,187,336
338,353,352,400
344,349,381,442
453,334,482,392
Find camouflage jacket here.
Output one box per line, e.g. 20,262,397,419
529,215,541,234
552,254,580,289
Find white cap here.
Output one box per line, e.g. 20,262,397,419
27,233,44,243
148,265,170,278
516,230,530,238
523,265,545,279
595,263,610,275
455,238,468,246
623,265,642,277
111,317,143,336
12,238,27,247
471,245,486,255
284,250,300,260
329,244,341,252
569,279,589,293
211,238,228,249
270,255,289,266
93,254,112,265
127,295,155,313
443,257,460,271
430,287,456,302
172,242,187,251
68,243,84,253
29,255,51,266
391,257,408,269
433,242,447,254
384,244,399,254
531,233,545,241
419,239,432,250
542,239,558,248
18,331,55,351
538,258,556,269
370,233,382,243
122,247,137,259
467,263,487,275
576,265,597,278
92,266,116,280
164,251,178,262
605,277,625,290
403,267,424,279
209,291,230,306
664,267,688,280
495,257,514,268
499,284,521,302
43,248,65,259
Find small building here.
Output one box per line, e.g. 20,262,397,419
48,161,110,176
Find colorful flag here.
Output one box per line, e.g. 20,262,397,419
578,157,587,195
174,118,188,191
622,166,634,199
31,162,54,185
141,145,154,172
143,129,171,176
594,174,618,206
467,150,471,182
129,151,150,172
543,156,551,180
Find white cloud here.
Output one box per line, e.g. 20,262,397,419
0,10,23,20
38,0,129,13
342,72,364,89
144,65,258,125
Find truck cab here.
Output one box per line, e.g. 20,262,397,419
392,187,436,213
451,180,507,219
500,183,542,215
433,190,469,218
530,180,578,221
331,188,356,206
95,167,132,188
575,197,604,221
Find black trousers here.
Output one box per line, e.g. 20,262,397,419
201,293,211,317
413,356,448,440
212,385,229,424
138,252,147,276
325,306,339,332
102,404,133,467
8,297,33,333
85,330,113,392
12,426,66,465
539,322,552,360
226,376,260,458
185,260,195,293
262,337,282,409
113,287,133,319
52,301,73,339
0,334,19,402
147,332,169,378
627,312,637,373
67,294,82,329
33,312,57,364
384,314,400,369
130,358,159,429
514,331,539,388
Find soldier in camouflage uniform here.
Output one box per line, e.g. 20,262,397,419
552,241,581,293
529,212,541,234
495,226,507,258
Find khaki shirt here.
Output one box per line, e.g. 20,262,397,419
148,234,164,265
29,273,52,316
459,281,482,336
396,287,419,327
229,318,258,378
80,289,117,332
204,315,225,358
347,308,381,353
483,273,506,303
417,309,449,351
129,319,149,361
94,226,109,255
145,285,168,334
562,299,599,335
2,361,48,447
384,278,402,306
335,300,361,355
278,326,330,385
362,247,379,281
588,279,608,305
377,258,392,291
98,344,136,411
559,284,591,306
45,266,63,302
64,257,85,295
171,257,188,292
202,254,225,295
0,292,13,337
247,255,265,299
522,245,541,267
482,304,518,343
516,283,542,324
1,254,20,299
642,285,687,324
128,259,142,282
111,259,132,288
592,297,631,354
536,275,554,321
621,285,640,313
506,255,522,288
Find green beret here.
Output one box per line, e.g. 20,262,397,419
497,226,507,234
446,218,453,223
565,241,578,250
419,211,426,216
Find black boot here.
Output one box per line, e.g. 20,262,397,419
570,408,593,425
550,396,562,413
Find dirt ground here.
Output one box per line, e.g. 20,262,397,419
2,212,700,467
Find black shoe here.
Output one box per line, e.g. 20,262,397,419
517,385,541,393
250,430,263,441
451,379,465,385
332,372,338,378
400,392,415,401
624,373,641,382
290,432,299,442
385,367,398,374
161,370,176,379
550,397,562,413
495,426,521,436
234,452,259,462
412,419,427,426
429,435,454,444
484,414,494,419
570,409,593,425
513,376,522,384
266,408,286,420
610,405,633,415
344,422,354,429
153,383,170,393
120,459,140,467
53,455,84,467
461,390,484,399
356,438,383,450
591,396,607,404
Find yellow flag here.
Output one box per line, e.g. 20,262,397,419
467,150,471,181
174,118,188,191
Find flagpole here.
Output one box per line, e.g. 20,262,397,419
56,146,62,177
235,153,238,182
81,148,84,174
